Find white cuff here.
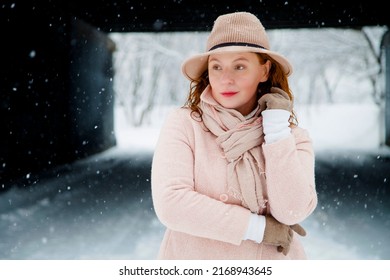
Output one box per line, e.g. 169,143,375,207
243,213,265,243
261,109,291,144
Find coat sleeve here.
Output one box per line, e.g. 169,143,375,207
151,108,251,245
262,126,318,225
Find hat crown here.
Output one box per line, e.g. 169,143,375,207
181,11,293,80
206,12,270,51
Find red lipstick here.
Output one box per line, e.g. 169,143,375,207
222,91,238,97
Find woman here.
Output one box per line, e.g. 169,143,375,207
151,11,317,259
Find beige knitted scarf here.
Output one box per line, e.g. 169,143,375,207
199,86,266,214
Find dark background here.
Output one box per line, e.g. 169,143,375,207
0,0,389,260
1,0,389,183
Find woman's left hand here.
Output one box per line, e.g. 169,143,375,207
258,87,292,112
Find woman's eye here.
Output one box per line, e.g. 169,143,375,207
211,65,221,70
235,65,245,70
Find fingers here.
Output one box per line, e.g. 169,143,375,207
277,244,290,256
259,93,275,111
258,93,283,110
258,87,292,112
270,87,290,100
282,244,290,256
274,225,304,256
258,93,271,112
288,228,293,242
263,215,306,256
291,224,307,236
274,229,292,255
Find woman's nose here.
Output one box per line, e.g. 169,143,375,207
220,70,234,83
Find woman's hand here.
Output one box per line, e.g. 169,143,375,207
258,87,292,112
262,214,306,255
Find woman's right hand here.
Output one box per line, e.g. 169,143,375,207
262,214,306,255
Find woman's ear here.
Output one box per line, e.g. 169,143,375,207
264,60,271,76
259,60,271,82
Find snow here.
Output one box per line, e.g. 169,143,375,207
1,105,388,260
113,107,390,260
114,103,383,152
297,103,382,150
1,27,390,260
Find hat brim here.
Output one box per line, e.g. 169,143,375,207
181,45,293,80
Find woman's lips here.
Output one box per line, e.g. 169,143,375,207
221,91,238,97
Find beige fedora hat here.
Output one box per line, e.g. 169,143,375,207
181,12,293,80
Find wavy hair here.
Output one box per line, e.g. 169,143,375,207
184,53,298,125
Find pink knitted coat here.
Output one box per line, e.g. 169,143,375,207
151,107,318,259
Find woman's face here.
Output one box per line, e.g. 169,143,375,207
208,52,270,116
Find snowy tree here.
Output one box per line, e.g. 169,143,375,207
110,26,388,127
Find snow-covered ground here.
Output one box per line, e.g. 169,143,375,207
1,104,389,260
1,27,389,260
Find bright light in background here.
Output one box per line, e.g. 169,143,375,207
110,26,388,151
0,28,389,261
108,28,390,260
